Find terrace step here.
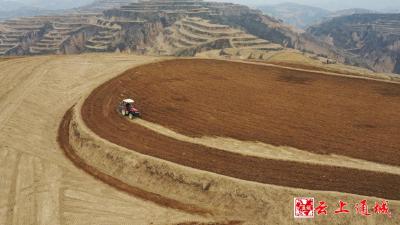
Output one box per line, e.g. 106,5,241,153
1,39,19,44
231,37,259,42
85,44,109,51
40,38,61,43
176,26,210,43
86,39,111,45
239,43,284,51
29,46,59,54
177,38,195,47
42,37,64,41
92,36,114,41
180,22,243,38
170,41,188,49
0,44,17,48
232,40,271,48
35,42,59,48
0,47,14,52
182,18,230,31
4,34,24,39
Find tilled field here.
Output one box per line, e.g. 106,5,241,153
81,59,400,200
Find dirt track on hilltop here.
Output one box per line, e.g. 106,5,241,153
81,59,400,200
0,55,214,225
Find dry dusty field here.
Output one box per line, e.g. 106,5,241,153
2,55,400,225
0,54,220,225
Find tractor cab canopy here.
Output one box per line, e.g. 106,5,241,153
121,98,139,112
122,99,135,104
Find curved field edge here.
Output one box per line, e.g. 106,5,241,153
81,58,400,200
131,119,400,176
98,59,400,166
57,106,211,216
58,99,400,224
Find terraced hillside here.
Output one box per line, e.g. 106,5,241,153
3,0,397,75
85,19,123,52
308,14,400,74
0,0,342,65
0,17,48,55
104,0,214,20
0,14,100,56
79,0,137,12
160,17,283,55
29,15,94,55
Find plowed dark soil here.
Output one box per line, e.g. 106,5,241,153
110,59,400,166
81,59,400,200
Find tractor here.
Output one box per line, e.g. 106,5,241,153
118,99,141,119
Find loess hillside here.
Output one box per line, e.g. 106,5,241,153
0,0,340,63
308,13,400,74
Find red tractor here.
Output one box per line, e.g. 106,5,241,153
118,99,141,119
